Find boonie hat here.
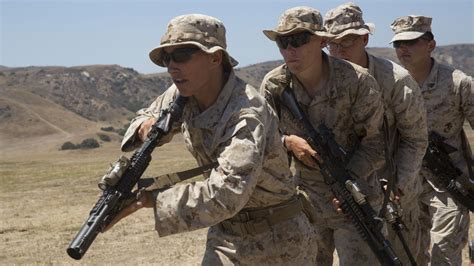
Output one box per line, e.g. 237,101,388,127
263,6,333,40
390,15,432,43
149,14,238,67
324,2,375,40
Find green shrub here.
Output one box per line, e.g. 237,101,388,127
60,141,77,150
98,133,111,142
78,138,100,149
100,126,115,132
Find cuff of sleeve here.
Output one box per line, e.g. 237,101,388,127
120,117,149,152
281,134,287,149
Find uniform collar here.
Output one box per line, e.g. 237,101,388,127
367,52,376,76
187,71,237,128
420,58,438,91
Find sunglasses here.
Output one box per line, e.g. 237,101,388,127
327,35,360,51
393,38,429,48
161,47,201,66
276,32,313,49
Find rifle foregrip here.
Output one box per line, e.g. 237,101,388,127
66,95,188,260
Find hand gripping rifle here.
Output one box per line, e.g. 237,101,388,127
66,95,188,260
423,131,474,212
279,88,401,266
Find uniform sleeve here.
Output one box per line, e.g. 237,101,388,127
121,86,180,152
460,75,474,129
392,76,428,192
346,74,385,181
152,112,266,236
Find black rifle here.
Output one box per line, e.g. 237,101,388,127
469,240,474,263
279,88,401,266
380,116,416,266
423,131,474,212
66,95,188,260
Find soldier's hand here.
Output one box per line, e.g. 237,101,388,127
285,135,321,168
382,184,402,201
332,197,343,214
138,118,157,142
102,190,154,233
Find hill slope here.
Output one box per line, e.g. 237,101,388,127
0,44,472,150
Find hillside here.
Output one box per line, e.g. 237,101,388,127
0,44,472,150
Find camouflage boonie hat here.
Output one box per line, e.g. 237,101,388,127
263,6,333,40
324,2,375,40
149,14,238,67
390,15,432,43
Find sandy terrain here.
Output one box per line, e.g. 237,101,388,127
1,130,473,264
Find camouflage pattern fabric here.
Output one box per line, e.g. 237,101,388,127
323,4,429,262
260,52,385,265
367,53,429,266
263,6,333,41
417,59,473,266
390,15,432,42
324,2,375,40
121,72,317,264
149,14,238,68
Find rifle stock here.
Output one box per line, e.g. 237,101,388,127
66,95,188,260
279,88,401,266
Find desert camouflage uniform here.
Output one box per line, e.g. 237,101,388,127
417,60,473,266
122,71,317,265
260,52,385,266
391,15,473,266
323,4,429,265
367,53,428,266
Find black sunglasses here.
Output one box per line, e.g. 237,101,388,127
161,47,201,66
276,32,313,49
393,37,430,48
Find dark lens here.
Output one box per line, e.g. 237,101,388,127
162,47,199,66
277,32,311,49
172,48,199,63
162,52,171,66
393,39,419,48
290,32,311,48
276,37,289,49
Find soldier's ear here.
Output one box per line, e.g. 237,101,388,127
427,39,436,53
362,35,369,46
209,51,223,69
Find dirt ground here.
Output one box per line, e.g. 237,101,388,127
0,132,473,264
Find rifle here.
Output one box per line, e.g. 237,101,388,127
385,199,417,265
423,131,474,212
66,95,188,260
380,115,416,266
279,88,401,266
469,240,474,263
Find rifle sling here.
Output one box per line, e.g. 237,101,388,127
379,114,397,219
137,161,218,191
460,129,474,182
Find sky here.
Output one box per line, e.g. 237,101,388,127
1,0,473,74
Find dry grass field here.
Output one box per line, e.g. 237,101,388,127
1,129,473,264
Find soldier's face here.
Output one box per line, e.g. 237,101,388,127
327,34,367,63
279,33,325,74
394,37,434,68
164,46,216,97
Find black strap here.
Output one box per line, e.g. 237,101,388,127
460,129,474,182
379,115,397,218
